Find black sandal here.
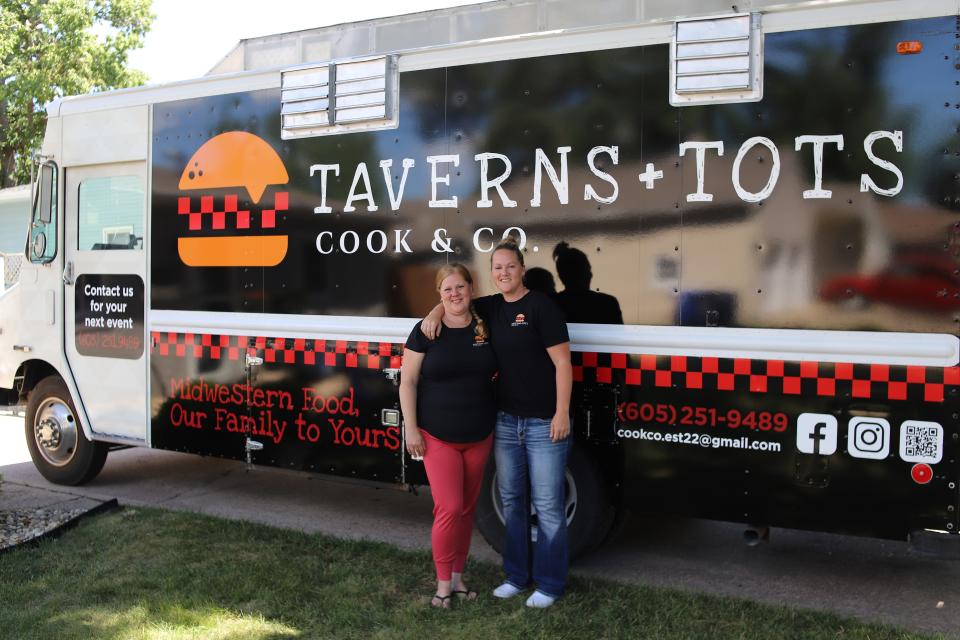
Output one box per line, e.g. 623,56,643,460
453,589,478,601
431,593,453,608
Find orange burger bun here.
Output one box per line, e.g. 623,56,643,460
178,132,290,268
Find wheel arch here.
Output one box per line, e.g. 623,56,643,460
17,359,62,401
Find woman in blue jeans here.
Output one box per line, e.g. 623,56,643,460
422,238,573,608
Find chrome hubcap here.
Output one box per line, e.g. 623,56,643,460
34,398,78,467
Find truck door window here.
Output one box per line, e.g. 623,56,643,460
78,176,144,251
28,163,57,263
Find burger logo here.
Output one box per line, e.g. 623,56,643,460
176,131,290,267
512,313,527,327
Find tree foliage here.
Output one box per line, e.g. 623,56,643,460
0,0,154,186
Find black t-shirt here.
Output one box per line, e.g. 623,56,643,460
556,289,624,324
404,319,497,443
476,290,570,418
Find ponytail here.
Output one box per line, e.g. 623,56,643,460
470,303,488,341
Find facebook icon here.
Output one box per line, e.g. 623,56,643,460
796,413,838,455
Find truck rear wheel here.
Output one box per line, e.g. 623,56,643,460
25,376,107,485
475,445,616,559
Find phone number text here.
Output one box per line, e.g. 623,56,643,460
617,402,788,432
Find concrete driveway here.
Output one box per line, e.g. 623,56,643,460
1,416,957,637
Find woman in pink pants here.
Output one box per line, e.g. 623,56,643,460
399,263,497,608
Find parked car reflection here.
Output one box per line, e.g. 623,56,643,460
820,253,960,312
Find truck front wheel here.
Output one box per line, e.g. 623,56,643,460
475,445,616,559
25,376,107,485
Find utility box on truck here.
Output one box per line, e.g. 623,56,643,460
2,0,958,555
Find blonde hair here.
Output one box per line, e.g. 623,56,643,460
491,236,524,267
436,263,488,341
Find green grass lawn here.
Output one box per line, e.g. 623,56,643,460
0,507,942,640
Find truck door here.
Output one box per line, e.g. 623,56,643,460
63,162,148,442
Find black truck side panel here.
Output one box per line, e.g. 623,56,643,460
149,15,960,539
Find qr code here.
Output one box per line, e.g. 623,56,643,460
904,425,939,458
899,421,943,464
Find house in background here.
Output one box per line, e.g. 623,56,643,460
0,185,30,290
0,185,29,252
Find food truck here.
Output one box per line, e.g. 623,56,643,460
1,0,957,556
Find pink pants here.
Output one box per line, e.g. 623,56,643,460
421,431,493,581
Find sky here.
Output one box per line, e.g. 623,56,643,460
127,0,487,85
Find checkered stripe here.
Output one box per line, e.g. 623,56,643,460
151,334,958,403
151,332,403,370
572,352,960,403
177,191,289,231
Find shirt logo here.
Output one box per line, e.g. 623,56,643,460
473,334,489,347
511,313,528,327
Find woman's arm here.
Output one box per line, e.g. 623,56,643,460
422,294,496,339
420,303,444,339
546,342,572,443
399,348,427,457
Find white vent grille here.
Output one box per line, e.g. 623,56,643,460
281,55,397,139
670,13,762,106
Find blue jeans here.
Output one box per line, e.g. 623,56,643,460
495,411,572,598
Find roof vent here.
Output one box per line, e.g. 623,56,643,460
281,55,398,139
670,13,762,106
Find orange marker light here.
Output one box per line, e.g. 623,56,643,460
896,41,922,55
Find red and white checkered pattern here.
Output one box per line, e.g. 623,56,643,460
177,191,289,231
151,332,403,370
572,352,958,403
151,332,957,403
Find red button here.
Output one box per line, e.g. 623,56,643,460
910,463,933,485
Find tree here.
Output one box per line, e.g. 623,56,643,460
0,0,153,187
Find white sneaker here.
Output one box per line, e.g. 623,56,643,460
525,590,557,608
492,582,523,599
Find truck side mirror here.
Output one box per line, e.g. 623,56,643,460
37,164,54,224
28,161,58,263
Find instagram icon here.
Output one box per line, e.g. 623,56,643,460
847,417,890,460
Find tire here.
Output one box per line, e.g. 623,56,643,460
24,376,107,485
476,445,616,559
